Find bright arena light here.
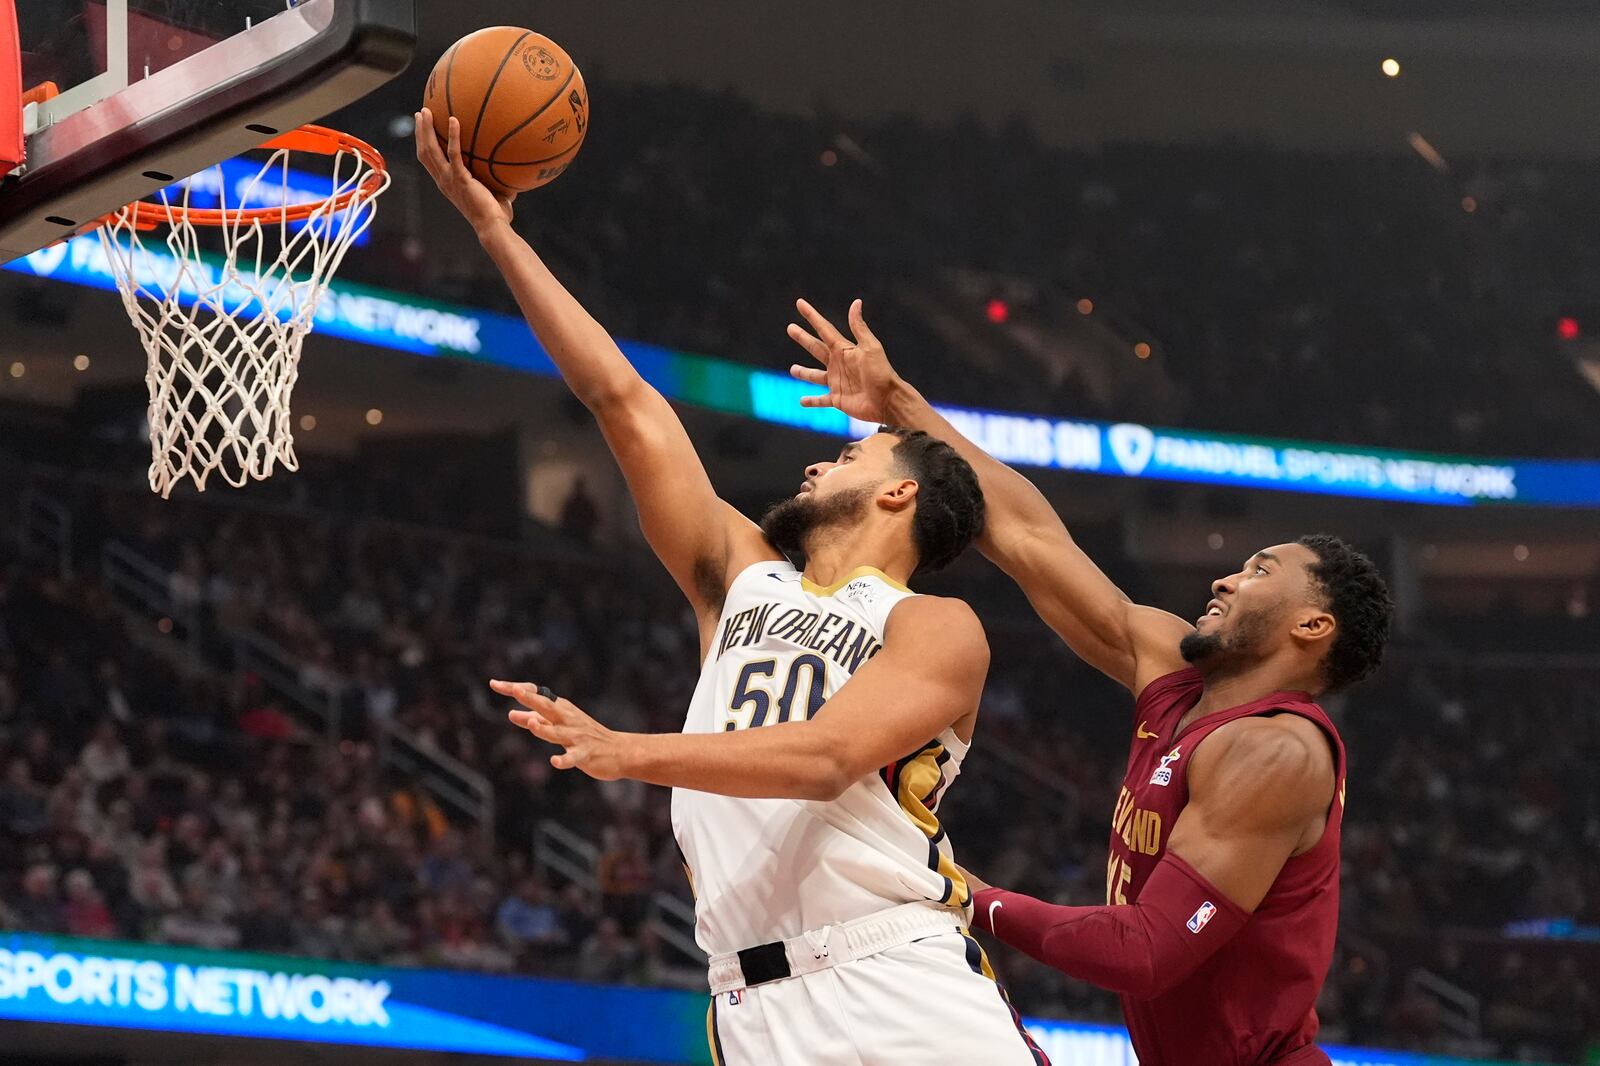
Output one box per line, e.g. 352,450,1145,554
73,354,91,371
365,408,384,426
1381,58,1401,78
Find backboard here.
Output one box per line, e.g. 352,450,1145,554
0,0,414,263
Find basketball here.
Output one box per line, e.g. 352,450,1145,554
423,27,588,197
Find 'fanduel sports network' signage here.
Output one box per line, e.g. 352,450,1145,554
0,936,1556,1066
932,411,1525,506
0,947,389,1022
10,236,1600,509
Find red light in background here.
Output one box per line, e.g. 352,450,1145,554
1558,316,1581,341
985,298,1010,324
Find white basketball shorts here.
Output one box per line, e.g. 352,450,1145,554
706,929,1050,1066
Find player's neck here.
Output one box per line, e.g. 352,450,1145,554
801,525,918,591
1186,659,1322,725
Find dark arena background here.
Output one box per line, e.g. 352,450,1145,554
2,1,1599,1064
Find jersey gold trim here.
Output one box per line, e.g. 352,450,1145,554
884,740,970,909
800,565,913,598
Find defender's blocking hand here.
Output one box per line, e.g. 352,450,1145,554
787,298,910,424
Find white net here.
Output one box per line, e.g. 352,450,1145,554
97,132,389,497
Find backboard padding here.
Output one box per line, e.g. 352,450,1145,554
2,0,20,172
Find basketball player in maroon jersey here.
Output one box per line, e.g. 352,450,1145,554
788,300,1395,1066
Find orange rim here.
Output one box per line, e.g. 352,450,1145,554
111,124,388,230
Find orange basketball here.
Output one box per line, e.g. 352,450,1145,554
423,27,588,196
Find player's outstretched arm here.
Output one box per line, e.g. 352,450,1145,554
787,299,1190,696
492,597,988,799
967,716,1335,999
416,111,773,625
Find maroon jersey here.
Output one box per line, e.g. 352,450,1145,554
1108,668,1345,1066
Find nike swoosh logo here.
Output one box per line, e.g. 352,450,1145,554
1136,721,1160,740
987,899,1003,931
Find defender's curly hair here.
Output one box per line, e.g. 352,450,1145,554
880,426,985,576
1297,534,1395,693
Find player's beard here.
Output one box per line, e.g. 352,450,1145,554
1179,603,1279,670
760,486,874,570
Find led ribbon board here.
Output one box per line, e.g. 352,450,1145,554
0,934,697,1062
10,236,1600,508
0,936,1560,1066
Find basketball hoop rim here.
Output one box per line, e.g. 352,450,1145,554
108,124,388,231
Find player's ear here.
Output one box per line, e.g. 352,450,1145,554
879,478,919,512
1290,609,1336,649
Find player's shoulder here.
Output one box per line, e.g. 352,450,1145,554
884,594,987,649
1187,713,1339,837
1195,713,1334,790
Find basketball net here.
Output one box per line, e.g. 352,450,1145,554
96,127,390,498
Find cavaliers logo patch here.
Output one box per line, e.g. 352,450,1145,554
1149,746,1183,787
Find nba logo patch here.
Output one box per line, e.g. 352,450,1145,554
1150,746,1183,787
727,989,743,1006
1187,901,1217,934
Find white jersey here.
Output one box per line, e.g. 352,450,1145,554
672,560,972,957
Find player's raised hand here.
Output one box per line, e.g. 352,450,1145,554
787,299,908,424
415,110,516,234
492,679,629,780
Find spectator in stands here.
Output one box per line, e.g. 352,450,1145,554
575,917,635,985
291,888,345,960
237,695,298,741
497,874,568,961
349,898,412,962
421,828,475,895
78,722,130,786
15,864,63,932
556,882,600,953
596,825,653,934
0,757,48,836
157,873,240,950
559,477,601,545
238,882,297,952
62,868,116,937
128,839,181,918
94,659,135,725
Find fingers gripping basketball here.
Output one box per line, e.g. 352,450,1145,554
423,27,588,196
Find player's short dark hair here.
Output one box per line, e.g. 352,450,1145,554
879,426,985,576
1297,534,1394,693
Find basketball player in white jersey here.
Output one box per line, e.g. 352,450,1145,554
417,112,1048,1065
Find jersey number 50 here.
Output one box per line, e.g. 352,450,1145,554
724,655,828,731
